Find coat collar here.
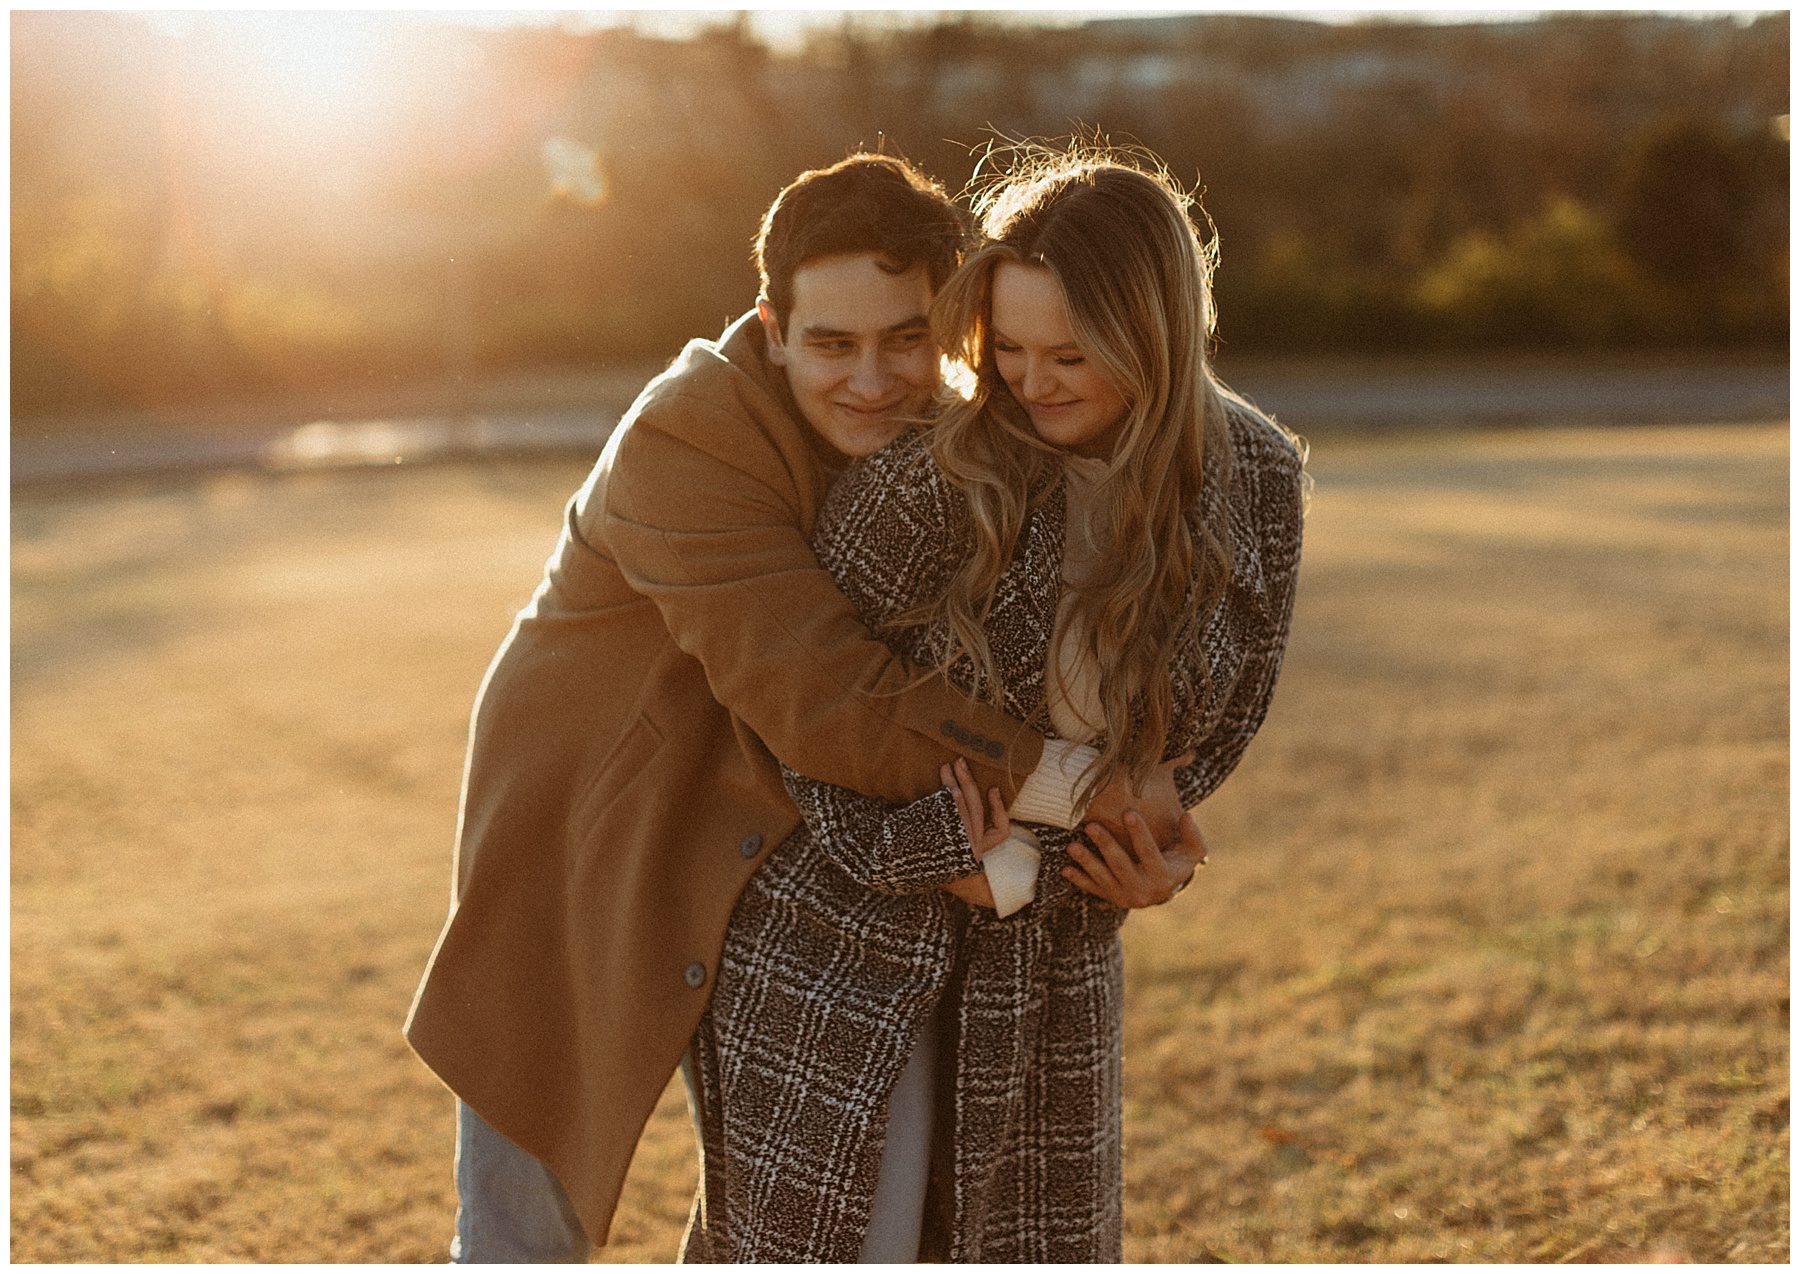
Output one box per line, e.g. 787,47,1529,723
714,310,848,478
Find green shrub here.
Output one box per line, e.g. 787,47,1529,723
1413,199,1660,347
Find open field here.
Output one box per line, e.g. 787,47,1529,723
11,422,1788,1261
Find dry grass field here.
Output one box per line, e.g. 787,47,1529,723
11,421,1788,1262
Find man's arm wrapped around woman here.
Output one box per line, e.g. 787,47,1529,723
772,430,1034,906
774,428,1056,913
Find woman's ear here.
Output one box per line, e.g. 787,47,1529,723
756,299,788,368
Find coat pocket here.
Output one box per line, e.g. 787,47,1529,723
568,711,664,841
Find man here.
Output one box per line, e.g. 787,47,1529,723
405,154,1186,1261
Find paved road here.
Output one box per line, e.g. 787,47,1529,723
11,358,1787,486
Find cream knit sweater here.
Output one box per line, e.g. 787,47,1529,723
981,454,1114,915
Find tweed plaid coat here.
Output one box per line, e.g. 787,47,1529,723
680,401,1306,1263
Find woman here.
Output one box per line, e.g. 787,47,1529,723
680,147,1306,1263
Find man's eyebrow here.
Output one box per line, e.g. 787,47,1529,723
798,315,931,342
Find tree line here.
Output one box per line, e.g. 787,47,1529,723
11,10,1788,420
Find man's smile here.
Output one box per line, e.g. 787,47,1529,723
837,398,908,417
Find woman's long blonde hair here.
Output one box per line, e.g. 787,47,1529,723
907,145,1237,799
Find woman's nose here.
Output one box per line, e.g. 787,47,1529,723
1020,356,1056,402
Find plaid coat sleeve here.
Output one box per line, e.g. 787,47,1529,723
1176,405,1309,806
778,766,983,893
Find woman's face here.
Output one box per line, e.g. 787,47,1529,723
989,261,1130,460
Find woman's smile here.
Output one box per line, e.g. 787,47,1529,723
989,261,1130,459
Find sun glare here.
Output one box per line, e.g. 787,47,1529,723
223,13,403,137
245,14,388,117
152,11,424,166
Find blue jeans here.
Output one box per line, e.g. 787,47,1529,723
451,1100,591,1263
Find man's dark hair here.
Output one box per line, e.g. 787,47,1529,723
755,153,970,335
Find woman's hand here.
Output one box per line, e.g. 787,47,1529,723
938,758,1009,910
943,757,1011,861
1082,751,1194,852
1062,808,1209,909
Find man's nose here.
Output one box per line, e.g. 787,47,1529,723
847,347,887,398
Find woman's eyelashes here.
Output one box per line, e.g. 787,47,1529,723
992,338,1086,368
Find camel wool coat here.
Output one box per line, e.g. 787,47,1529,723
404,313,1047,1243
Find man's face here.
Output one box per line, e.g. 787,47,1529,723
758,252,939,458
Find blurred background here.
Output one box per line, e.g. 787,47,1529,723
11,8,1788,432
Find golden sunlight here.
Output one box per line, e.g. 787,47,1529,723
149,11,433,167
231,14,392,120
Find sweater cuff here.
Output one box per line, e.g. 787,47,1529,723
1009,738,1101,829
982,828,1042,918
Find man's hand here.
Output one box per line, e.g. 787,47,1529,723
1082,751,1193,850
1063,809,1209,909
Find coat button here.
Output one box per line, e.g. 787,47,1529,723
739,833,762,859
683,961,707,989
987,741,1004,758
940,719,957,738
